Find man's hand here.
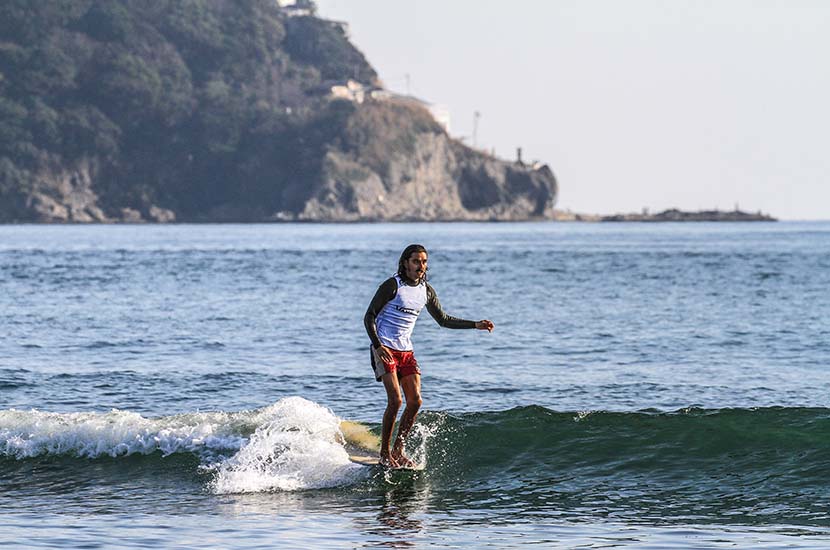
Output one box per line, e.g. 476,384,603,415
377,344,395,364
476,320,494,332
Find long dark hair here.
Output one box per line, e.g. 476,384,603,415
397,244,428,283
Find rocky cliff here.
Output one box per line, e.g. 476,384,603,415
0,0,557,223
296,100,557,221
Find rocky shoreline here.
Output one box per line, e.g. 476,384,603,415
554,208,777,223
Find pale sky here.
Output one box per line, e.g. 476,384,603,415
315,0,830,220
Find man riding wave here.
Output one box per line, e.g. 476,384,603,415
364,244,494,468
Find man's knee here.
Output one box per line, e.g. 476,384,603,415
407,394,423,410
387,394,403,410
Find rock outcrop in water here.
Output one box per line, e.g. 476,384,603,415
0,1,557,223
600,208,777,222
553,208,777,222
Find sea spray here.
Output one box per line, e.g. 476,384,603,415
209,397,368,493
404,411,448,468
0,408,247,459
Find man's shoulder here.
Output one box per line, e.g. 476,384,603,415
378,276,399,292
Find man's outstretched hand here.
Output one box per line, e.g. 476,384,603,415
476,320,495,332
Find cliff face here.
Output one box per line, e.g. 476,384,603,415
0,1,557,223
298,101,556,221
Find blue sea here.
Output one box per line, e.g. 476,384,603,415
1,222,829,549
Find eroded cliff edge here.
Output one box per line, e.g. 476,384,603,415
296,100,557,222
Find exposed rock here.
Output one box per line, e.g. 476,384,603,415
297,100,557,222
119,208,143,223
552,208,776,222
148,205,176,223
25,157,110,223
552,210,602,222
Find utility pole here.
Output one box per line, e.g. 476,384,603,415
473,111,481,148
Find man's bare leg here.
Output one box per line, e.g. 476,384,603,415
392,373,422,467
380,372,403,467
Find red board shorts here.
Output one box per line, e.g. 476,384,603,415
370,346,420,382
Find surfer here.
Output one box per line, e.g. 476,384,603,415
364,244,494,468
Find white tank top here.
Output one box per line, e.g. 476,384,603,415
376,275,427,351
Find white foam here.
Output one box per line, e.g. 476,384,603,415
210,397,367,493
0,408,247,459
0,397,371,493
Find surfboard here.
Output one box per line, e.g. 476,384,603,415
340,421,381,451
342,420,382,467
390,462,426,472
348,454,425,470
342,421,425,470
349,454,381,466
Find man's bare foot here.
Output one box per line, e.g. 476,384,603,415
379,453,400,468
391,450,415,468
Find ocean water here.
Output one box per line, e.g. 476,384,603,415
1,221,829,549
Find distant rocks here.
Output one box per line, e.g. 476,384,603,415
553,208,776,222
600,208,777,222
